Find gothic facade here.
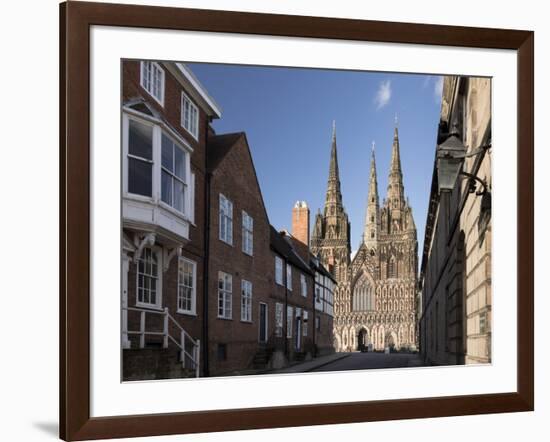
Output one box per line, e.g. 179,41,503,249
311,123,418,352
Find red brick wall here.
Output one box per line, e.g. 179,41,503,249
207,135,274,375
122,60,208,374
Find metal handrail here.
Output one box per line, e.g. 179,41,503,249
122,305,200,376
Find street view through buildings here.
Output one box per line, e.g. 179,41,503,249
121,61,492,379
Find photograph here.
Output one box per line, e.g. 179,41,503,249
120,60,492,380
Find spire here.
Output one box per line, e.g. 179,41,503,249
387,120,404,195
390,125,402,176
328,120,339,182
386,119,407,229
363,141,380,246
324,121,343,211
310,121,351,276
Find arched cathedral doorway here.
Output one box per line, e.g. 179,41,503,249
385,331,397,351
357,328,368,352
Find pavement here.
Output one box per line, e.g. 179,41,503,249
310,351,425,372
269,352,352,374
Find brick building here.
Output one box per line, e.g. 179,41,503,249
121,60,336,380
205,132,274,376
121,60,221,380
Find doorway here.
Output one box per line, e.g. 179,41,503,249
357,328,368,351
259,303,268,344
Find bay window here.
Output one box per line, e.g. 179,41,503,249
128,119,153,197
161,133,187,213
124,114,193,221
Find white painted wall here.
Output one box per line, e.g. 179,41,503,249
0,0,547,441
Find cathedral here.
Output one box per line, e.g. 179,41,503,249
311,122,418,352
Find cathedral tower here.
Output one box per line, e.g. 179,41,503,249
314,119,418,353
311,122,351,280
363,141,380,249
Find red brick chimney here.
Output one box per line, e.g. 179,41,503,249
292,201,310,247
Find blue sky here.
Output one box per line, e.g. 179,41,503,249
188,63,443,259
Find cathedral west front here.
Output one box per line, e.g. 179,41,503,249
311,122,418,353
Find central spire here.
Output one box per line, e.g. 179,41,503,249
324,120,343,212
387,120,406,216
328,120,340,183
363,140,380,247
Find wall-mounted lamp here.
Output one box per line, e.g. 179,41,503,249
436,124,491,195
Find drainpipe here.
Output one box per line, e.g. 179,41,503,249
283,258,289,359
312,272,316,358
202,120,211,377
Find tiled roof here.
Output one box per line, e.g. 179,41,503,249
270,226,313,275
309,254,337,283
206,132,244,173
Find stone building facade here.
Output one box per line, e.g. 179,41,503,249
311,123,418,352
419,76,492,365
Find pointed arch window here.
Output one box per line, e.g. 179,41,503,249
352,273,375,312
388,256,396,279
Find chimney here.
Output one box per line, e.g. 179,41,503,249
292,201,310,247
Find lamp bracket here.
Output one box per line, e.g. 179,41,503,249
459,171,489,196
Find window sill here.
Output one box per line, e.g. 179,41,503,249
219,238,234,247
217,316,233,321
159,200,190,221
177,310,197,316
135,303,164,312
240,319,253,324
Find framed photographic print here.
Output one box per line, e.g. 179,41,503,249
60,1,534,440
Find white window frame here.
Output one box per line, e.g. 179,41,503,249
286,264,292,291
275,302,284,337
242,211,254,256
218,271,233,320
177,257,196,315
126,117,155,199
219,194,233,245
140,61,165,106
160,132,189,214
181,91,199,140
136,246,162,309
286,306,293,338
275,256,284,286
123,113,194,220
300,273,307,297
241,279,253,322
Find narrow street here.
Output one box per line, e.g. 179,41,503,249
310,352,425,372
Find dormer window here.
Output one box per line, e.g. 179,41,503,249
140,61,165,105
